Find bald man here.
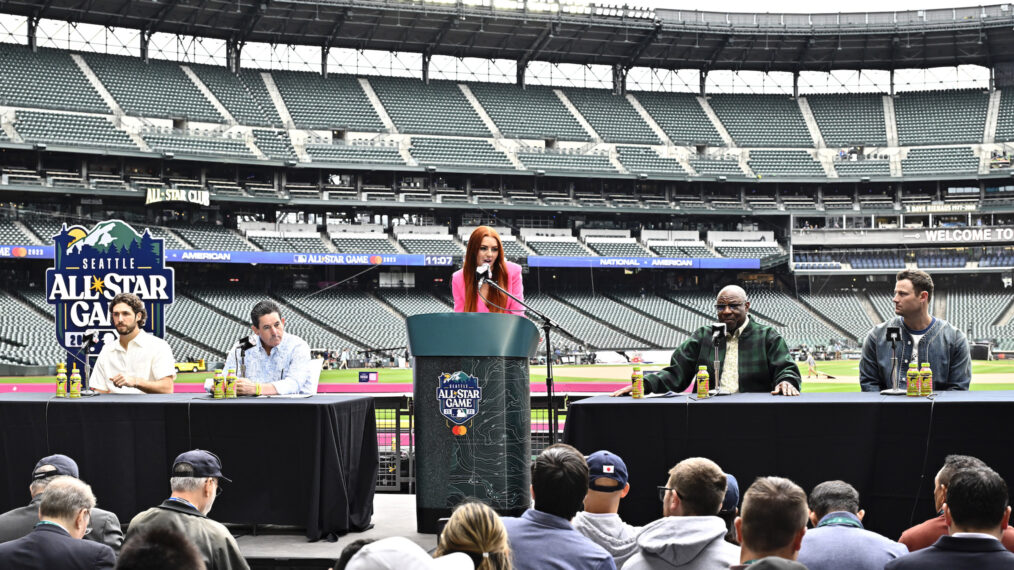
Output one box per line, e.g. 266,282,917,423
614,285,800,397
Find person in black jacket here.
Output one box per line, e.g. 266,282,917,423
886,467,1014,570
0,476,115,569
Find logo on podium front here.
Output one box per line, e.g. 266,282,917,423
437,371,482,432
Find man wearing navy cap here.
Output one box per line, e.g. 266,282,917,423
125,449,248,570
0,454,123,550
572,450,641,567
719,473,741,545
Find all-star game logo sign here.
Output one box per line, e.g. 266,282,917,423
45,220,174,371
437,371,482,435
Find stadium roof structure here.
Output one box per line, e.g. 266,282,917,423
5,1,1014,74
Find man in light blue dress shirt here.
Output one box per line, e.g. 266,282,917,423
223,300,317,395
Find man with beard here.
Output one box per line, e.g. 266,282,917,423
612,285,800,397
89,292,175,394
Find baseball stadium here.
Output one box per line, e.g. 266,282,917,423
0,0,1013,568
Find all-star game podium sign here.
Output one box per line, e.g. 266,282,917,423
45,220,175,373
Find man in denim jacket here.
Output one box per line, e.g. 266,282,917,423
859,269,971,392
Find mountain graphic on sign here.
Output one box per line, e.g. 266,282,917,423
68,220,143,254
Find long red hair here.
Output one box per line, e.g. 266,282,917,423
462,226,510,313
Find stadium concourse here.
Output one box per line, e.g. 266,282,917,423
3,0,1014,568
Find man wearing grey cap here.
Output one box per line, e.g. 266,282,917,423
572,450,641,567
0,453,123,550
125,449,249,570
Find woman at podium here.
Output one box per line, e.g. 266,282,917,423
452,226,524,314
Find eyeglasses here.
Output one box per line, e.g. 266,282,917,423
213,478,223,497
657,486,683,502
715,303,743,312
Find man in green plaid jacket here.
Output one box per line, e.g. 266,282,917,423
613,285,801,397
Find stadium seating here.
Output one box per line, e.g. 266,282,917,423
688,157,743,177
409,138,514,169
189,64,278,127
708,95,813,147
142,131,254,158
799,290,877,341
743,289,844,348
609,292,703,337
0,290,70,366
715,243,784,262
369,77,490,137
806,94,888,146
633,92,724,146
164,296,248,358
980,247,1014,267
82,53,223,122
834,159,891,177
252,129,296,160
397,236,463,256
847,252,905,270
563,88,659,144
375,289,451,317
14,111,138,150
517,150,617,173
524,291,643,349
994,89,1014,143
0,44,109,114
170,224,255,251
135,224,189,250
331,234,401,254
306,142,405,165
946,286,1014,349
616,146,687,176
748,151,824,178
586,240,650,256
894,89,989,145
22,216,69,244
524,239,590,256
901,147,979,175
555,292,683,349
272,71,384,130
501,239,531,259
468,83,590,141
283,288,402,350
916,250,968,268
0,218,34,244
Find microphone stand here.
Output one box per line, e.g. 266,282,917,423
479,274,575,444
711,331,725,396
881,329,906,395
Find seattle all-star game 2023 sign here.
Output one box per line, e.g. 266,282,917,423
45,220,174,372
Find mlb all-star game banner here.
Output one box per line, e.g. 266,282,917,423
0,247,456,266
44,220,175,373
526,256,762,269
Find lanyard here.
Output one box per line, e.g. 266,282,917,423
167,497,197,510
818,516,863,529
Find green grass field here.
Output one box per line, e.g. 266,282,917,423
5,360,1014,391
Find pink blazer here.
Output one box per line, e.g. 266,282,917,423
452,260,525,314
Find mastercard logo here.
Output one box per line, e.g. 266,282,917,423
369,255,384,264
12,247,27,257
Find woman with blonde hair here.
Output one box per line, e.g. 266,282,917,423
435,500,512,569
451,226,524,314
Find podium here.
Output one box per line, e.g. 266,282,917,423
406,312,540,533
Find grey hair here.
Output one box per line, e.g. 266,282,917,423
170,477,209,493
30,478,52,496
39,476,95,520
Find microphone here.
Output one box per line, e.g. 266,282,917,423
711,323,727,340
476,263,490,282
237,335,256,352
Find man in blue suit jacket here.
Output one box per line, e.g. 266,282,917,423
798,480,907,570
887,467,1014,570
0,476,115,570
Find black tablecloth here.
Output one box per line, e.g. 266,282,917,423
0,394,378,540
563,392,1014,541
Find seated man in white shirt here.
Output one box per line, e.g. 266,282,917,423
89,293,175,394
222,300,316,396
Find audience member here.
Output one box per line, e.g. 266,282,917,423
624,457,739,569
731,477,808,570
125,450,249,570
502,443,616,570
899,454,1014,551
719,473,741,545
797,480,907,570
0,476,116,569
886,467,1014,569
571,450,640,567
345,536,472,569
0,453,123,550
333,539,375,570
435,501,511,570
116,526,206,570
